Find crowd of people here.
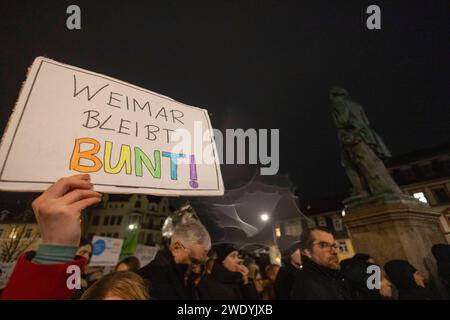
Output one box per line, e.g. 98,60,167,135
0,174,449,300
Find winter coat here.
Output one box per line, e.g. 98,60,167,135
291,256,351,300
197,262,259,300
137,247,195,300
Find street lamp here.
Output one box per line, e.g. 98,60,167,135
260,213,269,222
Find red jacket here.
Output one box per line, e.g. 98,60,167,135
1,253,87,300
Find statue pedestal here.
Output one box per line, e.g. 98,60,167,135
343,193,446,277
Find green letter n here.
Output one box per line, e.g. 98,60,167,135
135,147,161,178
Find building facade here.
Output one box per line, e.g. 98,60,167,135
0,209,41,262
83,194,172,247
298,142,450,262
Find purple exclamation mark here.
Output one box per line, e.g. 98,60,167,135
189,154,198,189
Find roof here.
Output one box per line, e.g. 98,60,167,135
387,142,450,167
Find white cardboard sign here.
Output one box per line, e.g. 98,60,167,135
0,57,224,196
89,236,124,267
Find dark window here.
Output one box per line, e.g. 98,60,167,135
92,215,100,226
103,216,110,226
116,216,123,226
113,233,119,238
146,233,154,245
100,233,105,237
24,228,32,238
110,216,116,225
433,188,450,204
138,232,145,244
88,233,95,240
135,201,141,208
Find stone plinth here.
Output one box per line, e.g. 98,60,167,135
343,193,446,277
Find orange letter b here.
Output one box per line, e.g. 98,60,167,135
70,138,102,173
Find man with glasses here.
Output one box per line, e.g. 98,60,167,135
137,220,211,299
291,227,351,300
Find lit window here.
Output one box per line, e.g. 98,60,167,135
338,241,348,253
9,228,18,239
413,192,428,204
275,227,281,237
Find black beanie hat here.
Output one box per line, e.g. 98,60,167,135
215,243,239,263
384,260,417,290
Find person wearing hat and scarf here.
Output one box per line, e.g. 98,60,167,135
384,260,433,300
274,240,303,299
197,243,259,300
432,244,450,298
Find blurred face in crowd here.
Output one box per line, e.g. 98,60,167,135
305,230,340,270
254,271,265,293
266,265,280,282
413,271,427,288
191,263,202,275
291,248,302,267
222,250,241,273
379,276,393,298
115,263,129,272
171,242,208,266
76,244,92,261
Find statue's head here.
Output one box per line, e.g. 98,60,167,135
329,87,348,102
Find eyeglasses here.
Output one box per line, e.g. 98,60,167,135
190,256,205,266
178,242,205,266
313,241,338,251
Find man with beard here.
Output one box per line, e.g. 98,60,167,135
291,227,351,300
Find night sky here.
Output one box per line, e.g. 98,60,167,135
0,0,448,206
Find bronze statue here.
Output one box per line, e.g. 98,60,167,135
330,87,402,198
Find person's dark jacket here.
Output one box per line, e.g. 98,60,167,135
137,247,195,300
197,261,259,300
342,260,382,300
274,260,302,300
432,244,450,297
385,260,433,300
291,256,351,300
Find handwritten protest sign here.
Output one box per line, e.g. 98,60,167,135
0,57,223,196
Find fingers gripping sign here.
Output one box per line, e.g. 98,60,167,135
32,174,102,246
